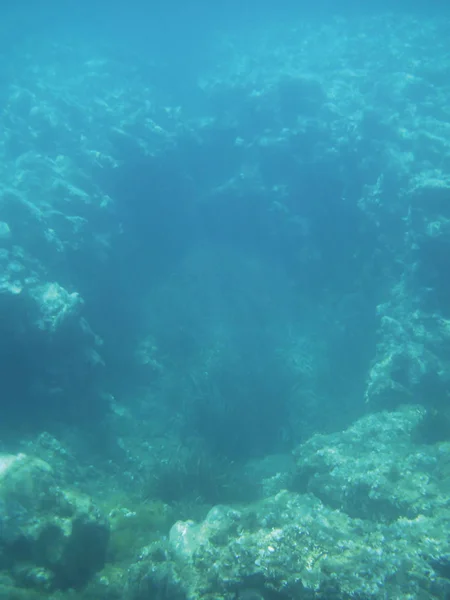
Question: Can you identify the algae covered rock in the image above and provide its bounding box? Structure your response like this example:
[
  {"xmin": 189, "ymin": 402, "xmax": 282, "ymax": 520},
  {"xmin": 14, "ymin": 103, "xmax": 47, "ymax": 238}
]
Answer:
[
  {"xmin": 128, "ymin": 491, "xmax": 450, "ymax": 600},
  {"xmin": 293, "ymin": 405, "xmax": 441, "ymax": 520},
  {"xmin": 126, "ymin": 407, "xmax": 450, "ymax": 600},
  {"xmin": 0, "ymin": 453, "xmax": 109, "ymax": 591}
]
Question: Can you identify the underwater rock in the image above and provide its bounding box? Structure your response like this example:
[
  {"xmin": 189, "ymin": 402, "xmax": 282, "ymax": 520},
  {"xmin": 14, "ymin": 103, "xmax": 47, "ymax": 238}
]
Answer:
[
  {"xmin": 293, "ymin": 405, "xmax": 434, "ymax": 521},
  {"xmin": 0, "ymin": 453, "xmax": 109, "ymax": 591},
  {"xmin": 30, "ymin": 281, "xmax": 83, "ymax": 333},
  {"xmin": 127, "ymin": 406, "xmax": 450, "ymax": 600}
]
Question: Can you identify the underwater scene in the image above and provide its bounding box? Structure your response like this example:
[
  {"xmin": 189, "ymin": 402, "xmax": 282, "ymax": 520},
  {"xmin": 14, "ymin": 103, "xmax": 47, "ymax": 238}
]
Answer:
[{"xmin": 1, "ymin": 1, "xmax": 450, "ymax": 598}]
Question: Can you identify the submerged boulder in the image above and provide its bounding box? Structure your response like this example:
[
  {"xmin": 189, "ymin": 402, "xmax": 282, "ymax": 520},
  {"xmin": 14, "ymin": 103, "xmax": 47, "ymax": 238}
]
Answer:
[
  {"xmin": 126, "ymin": 407, "xmax": 450, "ymax": 600},
  {"xmin": 0, "ymin": 453, "xmax": 109, "ymax": 591}
]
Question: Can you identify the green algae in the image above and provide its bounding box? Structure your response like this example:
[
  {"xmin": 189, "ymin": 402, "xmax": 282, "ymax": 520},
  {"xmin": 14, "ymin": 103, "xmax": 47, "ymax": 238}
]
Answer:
[{"xmin": 106, "ymin": 498, "xmax": 174, "ymax": 564}]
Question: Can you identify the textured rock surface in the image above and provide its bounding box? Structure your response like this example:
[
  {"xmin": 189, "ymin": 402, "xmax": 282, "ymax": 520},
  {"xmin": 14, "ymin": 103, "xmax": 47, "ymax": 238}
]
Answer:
[
  {"xmin": 126, "ymin": 407, "xmax": 450, "ymax": 600},
  {"xmin": 0, "ymin": 453, "xmax": 109, "ymax": 591}
]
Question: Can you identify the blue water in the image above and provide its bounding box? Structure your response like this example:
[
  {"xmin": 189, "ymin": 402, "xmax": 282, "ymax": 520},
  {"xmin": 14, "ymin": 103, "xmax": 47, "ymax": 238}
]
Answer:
[{"xmin": 0, "ymin": 0, "xmax": 447, "ymax": 467}]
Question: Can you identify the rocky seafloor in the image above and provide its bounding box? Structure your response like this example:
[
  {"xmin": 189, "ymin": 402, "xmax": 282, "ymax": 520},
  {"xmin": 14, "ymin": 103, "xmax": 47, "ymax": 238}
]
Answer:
[
  {"xmin": 2, "ymin": 405, "xmax": 450, "ymax": 599},
  {"xmin": 1, "ymin": 10, "xmax": 450, "ymax": 600}
]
